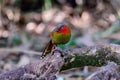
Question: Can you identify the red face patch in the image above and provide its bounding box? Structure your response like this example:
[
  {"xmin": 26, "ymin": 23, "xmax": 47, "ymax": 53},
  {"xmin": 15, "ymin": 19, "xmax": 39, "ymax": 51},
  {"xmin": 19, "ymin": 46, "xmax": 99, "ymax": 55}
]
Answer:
[
  {"xmin": 50, "ymin": 25, "xmax": 70, "ymax": 38},
  {"xmin": 56, "ymin": 26, "xmax": 70, "ymax": 34}
]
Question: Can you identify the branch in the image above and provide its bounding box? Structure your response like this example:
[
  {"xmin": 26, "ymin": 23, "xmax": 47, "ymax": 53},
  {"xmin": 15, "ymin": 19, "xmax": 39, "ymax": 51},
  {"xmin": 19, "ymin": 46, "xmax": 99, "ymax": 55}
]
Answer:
[
  {"xmin": 0, "ymin": 48, "xmax": 41, "ymax": 55},
  {"xmin": 0, "ymin": 43, "xmax": 120, "ymax": 80},
  {"xmin": 62, "ymin": 43, "xmax": 120, "ymax": 70},
  {"xmin": 0, "ymin": 51, "xmax": 64, "ymax": 80},
  {"xmin": 109, "ymin": 0, "xmax": 120, "ymax": 15},
  {"xmin": 86, "ymin": 62, "xmax": 120, "ymax": 80}
]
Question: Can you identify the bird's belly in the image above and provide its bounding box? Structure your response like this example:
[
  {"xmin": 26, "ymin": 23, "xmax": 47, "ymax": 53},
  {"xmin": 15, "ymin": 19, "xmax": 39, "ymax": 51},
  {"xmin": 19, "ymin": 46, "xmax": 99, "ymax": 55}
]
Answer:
[{"xmin": 52, "ymin": 34, "xmax": 71, "ymax": 44}]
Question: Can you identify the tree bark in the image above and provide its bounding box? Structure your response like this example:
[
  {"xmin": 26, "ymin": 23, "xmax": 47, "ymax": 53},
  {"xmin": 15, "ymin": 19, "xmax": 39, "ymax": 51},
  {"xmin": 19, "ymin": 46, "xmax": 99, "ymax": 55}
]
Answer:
[
  {"xmin": 86, "ymin": 62, "xmax": 120, "ymax": 80},
  {"xmin": 0, "ymin": 51, "xmax": 64, "ymax": 80}
]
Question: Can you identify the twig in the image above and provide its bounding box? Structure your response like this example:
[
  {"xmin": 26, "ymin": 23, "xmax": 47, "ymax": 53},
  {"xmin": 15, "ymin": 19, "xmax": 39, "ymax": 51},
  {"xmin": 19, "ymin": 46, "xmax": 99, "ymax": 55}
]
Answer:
[{"xmin": 0, "ymin": 48, "xmax": 41, "ymax": 55}]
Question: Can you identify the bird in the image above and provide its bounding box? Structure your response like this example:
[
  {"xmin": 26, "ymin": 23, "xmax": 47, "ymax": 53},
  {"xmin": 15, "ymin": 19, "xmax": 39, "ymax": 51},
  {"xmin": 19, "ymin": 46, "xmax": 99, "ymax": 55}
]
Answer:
[{"xmin": 42, "ymin": 23, "xmax": 71, "ymax": 57}]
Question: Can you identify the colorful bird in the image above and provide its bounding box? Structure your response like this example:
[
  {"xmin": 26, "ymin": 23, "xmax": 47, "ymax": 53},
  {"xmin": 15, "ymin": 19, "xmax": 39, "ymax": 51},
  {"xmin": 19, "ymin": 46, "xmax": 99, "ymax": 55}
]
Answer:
[{"xmin": 42, "ymin": 23, "xmax": 71, "ymax": 57}]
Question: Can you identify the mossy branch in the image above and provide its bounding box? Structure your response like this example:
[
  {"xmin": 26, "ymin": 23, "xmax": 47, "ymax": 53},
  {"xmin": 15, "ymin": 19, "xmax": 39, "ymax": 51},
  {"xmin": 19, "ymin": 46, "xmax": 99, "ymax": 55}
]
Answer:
[
  {"xmin": 62, "ymin": 43, "xmax": 120, "ymax": 70},
  {"xmin": 0, "ymin": 44, "xmax": 120, "ymax": 80}
]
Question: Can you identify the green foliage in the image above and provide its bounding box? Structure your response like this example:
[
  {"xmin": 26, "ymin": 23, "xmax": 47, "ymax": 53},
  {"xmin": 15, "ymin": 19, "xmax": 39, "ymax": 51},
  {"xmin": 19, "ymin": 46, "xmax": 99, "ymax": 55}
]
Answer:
[
  {"xmin": 109, "ymin": 39, "xmax": 120, "ymax": 45},
  {"xmin": 0, "ymin": 0, "xmax": 2, "ymax": 4},
  {"xmin": 44, "ymin": 0, "xmax": 52, "ymax": 10},
  {"xmin": 12, "ymin": 36, "xmax": 22, "ymax": 46}
]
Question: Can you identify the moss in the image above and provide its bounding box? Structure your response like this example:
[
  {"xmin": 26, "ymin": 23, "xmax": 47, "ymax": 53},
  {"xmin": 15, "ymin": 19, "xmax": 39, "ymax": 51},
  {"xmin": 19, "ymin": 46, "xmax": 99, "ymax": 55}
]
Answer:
[
  {"xmin": 96, "ymin": 47, "xmax": 120, "ymax": 65},
  {"xmin": 61, "ymin": 47, "xmax": 120, "ymax": 70},
  {"xmin": 106, "ymin": 53, "xmax": 120, "ymax": 65},
  {"xmin": 61, "ymin": 53, "xmax": 106, "ymax": 70}
]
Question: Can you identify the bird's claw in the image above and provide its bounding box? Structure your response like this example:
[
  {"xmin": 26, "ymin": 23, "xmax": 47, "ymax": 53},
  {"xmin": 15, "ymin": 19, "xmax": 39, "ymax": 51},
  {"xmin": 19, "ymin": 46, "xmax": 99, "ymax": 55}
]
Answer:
[{"xmin": 51, "ymin": 47, "xmax": 64, "ymax": 57}]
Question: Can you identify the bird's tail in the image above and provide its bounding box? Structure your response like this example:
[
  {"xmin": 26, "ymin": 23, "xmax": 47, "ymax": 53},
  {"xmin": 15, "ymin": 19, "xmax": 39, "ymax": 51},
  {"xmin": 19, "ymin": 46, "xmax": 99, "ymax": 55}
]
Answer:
[{"xmin": 41, "ymin": 40, "xmax": 56, "ymax": 58}]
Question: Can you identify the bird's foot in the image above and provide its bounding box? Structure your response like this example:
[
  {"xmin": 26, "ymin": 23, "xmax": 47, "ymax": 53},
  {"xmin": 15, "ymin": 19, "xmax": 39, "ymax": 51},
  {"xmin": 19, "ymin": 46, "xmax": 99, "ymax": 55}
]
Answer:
[
  {"xmin": 40, "ymin": 54, "xmax": 45, "ymax": 59},
  {"xmin": 51, "ymin": 47, "xmax": 64, "ymax": 57}
]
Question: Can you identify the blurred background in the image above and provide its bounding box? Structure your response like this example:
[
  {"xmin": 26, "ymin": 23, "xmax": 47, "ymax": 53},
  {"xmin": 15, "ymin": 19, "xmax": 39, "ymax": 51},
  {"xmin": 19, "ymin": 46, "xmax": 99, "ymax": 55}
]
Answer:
[{"xmin": 0, "ymin": 0, "xmax": 120, "ymax": 80}]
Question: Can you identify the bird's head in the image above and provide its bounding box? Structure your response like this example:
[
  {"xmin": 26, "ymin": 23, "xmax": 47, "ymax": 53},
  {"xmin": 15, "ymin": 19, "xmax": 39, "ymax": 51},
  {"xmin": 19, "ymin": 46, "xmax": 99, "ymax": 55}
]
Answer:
[{"xmin": 56, "ymin": 23, "xmax": 71, "ymax": 34}]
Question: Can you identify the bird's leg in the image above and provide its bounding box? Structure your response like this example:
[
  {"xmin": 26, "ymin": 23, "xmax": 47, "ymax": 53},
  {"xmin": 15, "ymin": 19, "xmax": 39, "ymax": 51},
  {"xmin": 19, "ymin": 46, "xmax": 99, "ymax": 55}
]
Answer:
[
  {"xmin": 40, "ymin": 55, "xmax": 45, "ymax": 59},
  {"xmin": 51, "ymin": 46, "xmax": 64, "ymax": 57}
]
